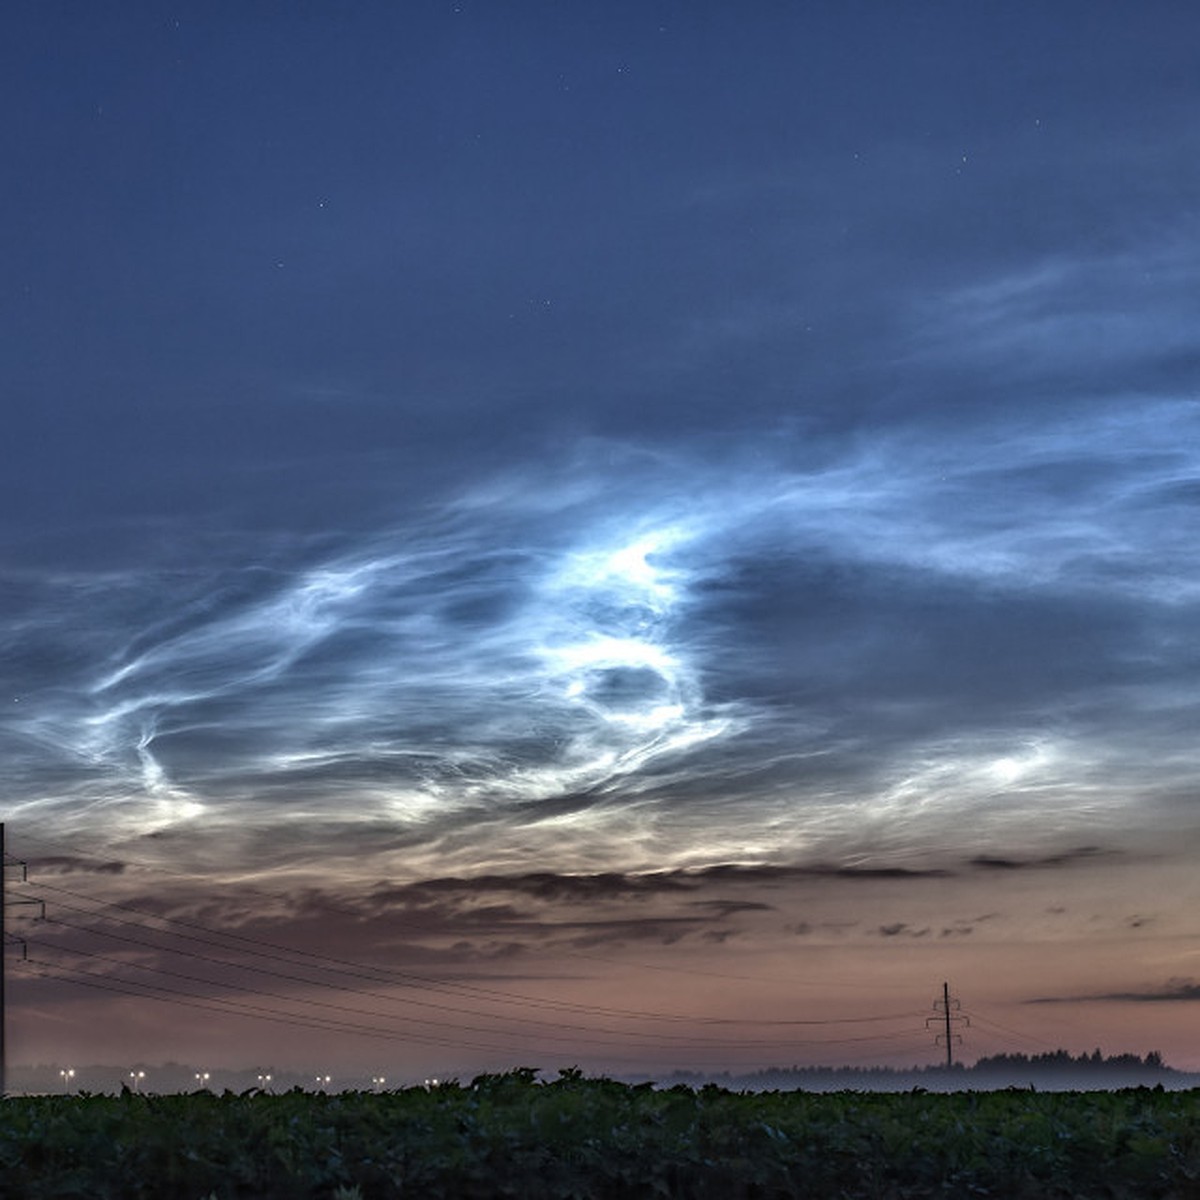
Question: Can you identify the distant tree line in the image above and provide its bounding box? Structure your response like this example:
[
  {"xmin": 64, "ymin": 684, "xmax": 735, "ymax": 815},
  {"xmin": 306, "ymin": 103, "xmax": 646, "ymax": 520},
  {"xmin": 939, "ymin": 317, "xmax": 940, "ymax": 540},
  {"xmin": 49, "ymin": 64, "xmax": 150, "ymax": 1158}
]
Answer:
[
  {"xmin": 972, "ymin": 1049, "xmax": 1165, "ymax": 1073},
  {"xmin": 663, "ymin": 1049, "xmax": 1195, "ymax": 1092}
]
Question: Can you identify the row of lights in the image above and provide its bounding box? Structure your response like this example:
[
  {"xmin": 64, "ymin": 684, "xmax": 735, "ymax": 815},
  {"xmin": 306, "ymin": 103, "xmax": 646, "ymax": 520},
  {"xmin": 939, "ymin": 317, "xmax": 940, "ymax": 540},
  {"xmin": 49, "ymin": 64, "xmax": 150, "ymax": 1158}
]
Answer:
[{"xmin": 55, "ymin": 1069, "xmax": 404, "ymax": 1093}]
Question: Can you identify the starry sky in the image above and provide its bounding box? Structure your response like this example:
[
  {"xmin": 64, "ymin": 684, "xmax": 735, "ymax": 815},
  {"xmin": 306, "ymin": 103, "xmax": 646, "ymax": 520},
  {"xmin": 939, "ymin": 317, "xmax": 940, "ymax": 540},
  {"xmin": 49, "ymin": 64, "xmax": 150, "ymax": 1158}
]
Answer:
[{"xmin": 3, "ymin": 2, "xmax": 1200, "ymax": 1081}]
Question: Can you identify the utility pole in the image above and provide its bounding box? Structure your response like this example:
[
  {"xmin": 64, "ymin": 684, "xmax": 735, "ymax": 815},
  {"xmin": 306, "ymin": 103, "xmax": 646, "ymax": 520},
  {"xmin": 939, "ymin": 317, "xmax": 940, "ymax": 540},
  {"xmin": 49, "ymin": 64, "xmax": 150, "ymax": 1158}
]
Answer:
[
  {"xmin": 941, "ymin": 981, "xmax": 952, "ymax": 1068},
  {"xmin": 927, "ymin": 980, "xmax": 969, "ymax": 1070},
  {"xmin": 0, "ymin": 828, "xmax": 43, "ymax": 1100},
  {"xmin": 1, "ymin": 820, "xmax": 7, "ymax": 1099}
]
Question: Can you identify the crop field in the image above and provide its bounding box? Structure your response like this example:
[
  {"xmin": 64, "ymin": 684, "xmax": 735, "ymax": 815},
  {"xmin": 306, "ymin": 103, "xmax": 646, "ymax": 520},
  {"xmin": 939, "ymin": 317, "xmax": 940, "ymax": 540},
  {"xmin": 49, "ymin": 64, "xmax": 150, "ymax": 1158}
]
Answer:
[{"xmin": 2, "ymin": 1071, "xmax": 1199, "ymax": 1199}]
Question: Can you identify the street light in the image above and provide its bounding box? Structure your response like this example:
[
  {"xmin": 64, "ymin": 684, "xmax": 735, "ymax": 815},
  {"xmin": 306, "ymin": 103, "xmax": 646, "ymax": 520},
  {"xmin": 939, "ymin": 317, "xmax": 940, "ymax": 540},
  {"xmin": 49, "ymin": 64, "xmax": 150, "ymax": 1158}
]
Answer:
[
  {"xmin": 128, "ymin": 1070, "xmax": 146, "ymax": 1093},
  {"xmin": 371, "ymin": 1075, "xmax": 386, "ymax": 1092},
  {"xmin": 194, "ymin": 1071, "xmax": 210, "ymax": 1089},
  {"xmin": 59, "ymin": 1068, "xmax": 75, "ymax": 1093},
  {"xmin": 314, "ymin": 1074, "xmax": 331, "ymax": 1091},
  {"xmin": 256, "ymin": 1073, "xmax": 273, "ymax": 1092}
]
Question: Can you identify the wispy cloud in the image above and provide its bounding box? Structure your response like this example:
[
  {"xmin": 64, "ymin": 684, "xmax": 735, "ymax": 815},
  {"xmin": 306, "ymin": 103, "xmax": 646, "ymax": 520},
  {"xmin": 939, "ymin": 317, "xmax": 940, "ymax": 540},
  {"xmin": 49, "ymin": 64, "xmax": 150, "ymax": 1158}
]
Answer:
[
  {"xmin": 906, "ymin": 241, "xmax": 1200, "ymax": 389},
  {"xmin": 6, "ymin": 237, "xmax": 1200, "ymax": 883}
]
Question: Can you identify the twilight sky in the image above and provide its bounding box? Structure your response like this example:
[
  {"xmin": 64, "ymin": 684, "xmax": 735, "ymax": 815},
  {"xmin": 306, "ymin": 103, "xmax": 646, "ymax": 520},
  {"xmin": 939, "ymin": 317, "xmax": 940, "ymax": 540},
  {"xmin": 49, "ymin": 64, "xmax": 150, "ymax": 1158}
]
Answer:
[{"xmin": 3, "ymin": 2, "xmax": 1200, "ymax": 1081}]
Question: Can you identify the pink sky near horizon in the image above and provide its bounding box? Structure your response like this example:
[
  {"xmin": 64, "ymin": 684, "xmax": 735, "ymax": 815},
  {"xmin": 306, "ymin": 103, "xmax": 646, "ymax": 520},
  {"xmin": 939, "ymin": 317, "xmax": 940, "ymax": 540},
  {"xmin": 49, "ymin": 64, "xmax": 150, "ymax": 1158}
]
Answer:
[{"xmin": 8, "ymin": 835, "xmax": 1199, "ymax": 1080}]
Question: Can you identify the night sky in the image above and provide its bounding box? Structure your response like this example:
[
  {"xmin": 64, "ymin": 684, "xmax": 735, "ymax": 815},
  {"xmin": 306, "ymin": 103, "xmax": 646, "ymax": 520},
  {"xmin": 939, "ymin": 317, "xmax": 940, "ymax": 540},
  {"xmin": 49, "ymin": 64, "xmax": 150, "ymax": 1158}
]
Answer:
[{"xmin": 4, "ymin": 3, "xmax": 1200, "ymax": 1081}]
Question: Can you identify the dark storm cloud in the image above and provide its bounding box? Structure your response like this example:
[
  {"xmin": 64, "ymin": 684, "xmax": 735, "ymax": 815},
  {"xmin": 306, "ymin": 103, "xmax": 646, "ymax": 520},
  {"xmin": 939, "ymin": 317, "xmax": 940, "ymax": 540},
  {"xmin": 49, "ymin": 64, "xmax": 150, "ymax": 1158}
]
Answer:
[
  {"xmin": 1030, "ymin": 980, "xmax": 1200, "ymax": 1005},
  {"xmin": 969, "ymin": 848, "xmax": 1111, "ymax": 872},
  {"xmin": 876, "ymin": 924, "xmax": 930, "ymax": 939},
  {"xmin": 687, "ymin": 900, "xmax": 774, "ymax": 919},
  {"xmin": 22, "ymin": 857, "xmax": 980, "ymax": 991},
  {"xmin": 369, "ymin": 870, "xmax": 696, "ymax": 906},
  {"xmin": 30, "ymin": 856, "xmax": 126, "ymax": 876},
  {"xmin": 307, "ymin": 864, "xmax": 947, "ymax": 937},
  {"xmin": 359, "ymin": 865, "xmax": 952, "ymax": 914},
  {"xmin": 24, "ymin": 869, "xmax": 764, "ymax": 985}
]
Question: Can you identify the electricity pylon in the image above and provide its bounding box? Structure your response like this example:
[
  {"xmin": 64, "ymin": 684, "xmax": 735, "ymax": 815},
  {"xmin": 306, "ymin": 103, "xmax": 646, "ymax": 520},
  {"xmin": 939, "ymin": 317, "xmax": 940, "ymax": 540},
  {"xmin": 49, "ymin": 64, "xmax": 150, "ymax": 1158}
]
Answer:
[{"xmin": 927, "ymin": 981, "xmax": 969, "ymax": 1069}]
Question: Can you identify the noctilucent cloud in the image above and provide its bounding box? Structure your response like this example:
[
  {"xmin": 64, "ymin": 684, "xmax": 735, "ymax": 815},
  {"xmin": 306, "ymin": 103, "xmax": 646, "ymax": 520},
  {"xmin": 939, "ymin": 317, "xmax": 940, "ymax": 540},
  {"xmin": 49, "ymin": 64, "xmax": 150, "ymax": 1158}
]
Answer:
[{"xmin": 3, "ymin": 3, "xmax": 1200, "ymax": 1079}]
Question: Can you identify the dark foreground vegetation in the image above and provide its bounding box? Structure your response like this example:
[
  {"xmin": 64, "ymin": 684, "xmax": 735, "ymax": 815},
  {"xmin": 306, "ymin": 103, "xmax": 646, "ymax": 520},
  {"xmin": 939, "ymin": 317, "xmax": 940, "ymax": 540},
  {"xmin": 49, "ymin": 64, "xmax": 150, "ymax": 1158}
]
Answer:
[{"xmin": 3, "ymin": 1070, "xmax": 1200, "ymax": 1199}]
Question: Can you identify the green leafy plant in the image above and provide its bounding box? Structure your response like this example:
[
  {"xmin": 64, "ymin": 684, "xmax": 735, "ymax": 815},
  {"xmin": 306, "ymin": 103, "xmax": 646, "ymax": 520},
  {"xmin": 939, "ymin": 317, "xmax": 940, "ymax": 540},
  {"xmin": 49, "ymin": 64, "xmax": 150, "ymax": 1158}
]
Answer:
[{"xmin": 1, "ymin": 1075, "xmax": 1197, "ymax": 1198}]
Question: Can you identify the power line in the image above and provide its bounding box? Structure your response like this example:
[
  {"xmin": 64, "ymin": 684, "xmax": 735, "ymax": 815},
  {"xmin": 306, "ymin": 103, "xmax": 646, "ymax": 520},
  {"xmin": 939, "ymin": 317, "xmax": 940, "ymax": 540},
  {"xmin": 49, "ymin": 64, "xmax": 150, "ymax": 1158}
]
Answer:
[
  {"xmin": 29, "ymin": 876, "xmax": 925, "ymax": 1030},
  {"xmin": 20, "ymin": 956, "xmax": 521, "ymax": 1054},
  {"xmin": 0, "ymin": 823, "xmax": 33, "ymax": 1098},
  {"xmin": 554, "ymin": 945, "xmax": 896, "ymax": 990},
  {"xmin": 18, "ymin": 838, "xmax": 909, "ymax": 991},
  {"xmin": 19, "ymin": 955, "xmax": 923, "ymax": 1072},
  {"xmin": 13, "ymin": 838, "xmax": 932, "ymax": 1072},
  {"xmin": 963, "ymin": 1007, "xmax": 1060, "ymax": 1052},
  {"xmin": 31, "ymin": 929, "xmax": 905, "ymax": 1051}
]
